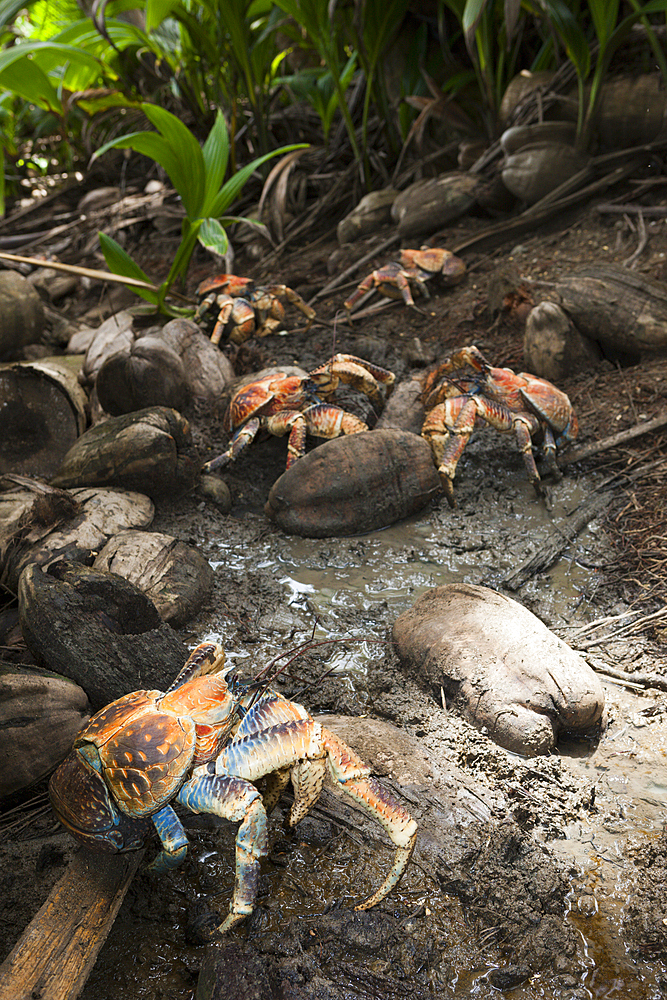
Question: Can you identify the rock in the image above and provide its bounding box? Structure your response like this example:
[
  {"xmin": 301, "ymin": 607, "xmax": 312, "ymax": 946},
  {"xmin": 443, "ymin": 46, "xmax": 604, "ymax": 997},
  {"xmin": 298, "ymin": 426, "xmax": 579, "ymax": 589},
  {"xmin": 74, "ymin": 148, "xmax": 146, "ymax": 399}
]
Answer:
[
  {"xmin": 0, "ymin": 357, "xmax": 89, "ymax": 478},
  {"xmin": 391, "ymin": 172, "xmax": 480, "ymax": 238},
  {"xmin": 93, "ymin": 529, "xmax": 214, "ymax": 627},
  {"xmin": 0, "ymin": 270, "xmax": 45, "ymax": 361},
  {"xmin": 198, "ymin": 474, "xmax": 232, "ymax": 511},
  {"xmin": 0, "ymin": 667, "xmax": 90, "ymax": 799},
  {"xmin": 392, "ymin": 583, "xmax": 604, "ymax": 756},
  {"xmin": 18, "ymin": 561, "xmax": 190, "ymax": 709},
  {"xmin": 265, "ymin": 429, "xmax": 441, "ymax": 537},
  {"xmin": 524, "ymin": 301, "xmax": 602, "ymax": 380},
  {"xmin": 0, "ymin": 482, "xmax": 154, "ymax": 594},
  {"xmin": 337, "ymin": 189, "xmax": 398, "ymax": 244},
  {"xmin": 50, "ymin": 406, "xmax": 199, "ymax": 500}
]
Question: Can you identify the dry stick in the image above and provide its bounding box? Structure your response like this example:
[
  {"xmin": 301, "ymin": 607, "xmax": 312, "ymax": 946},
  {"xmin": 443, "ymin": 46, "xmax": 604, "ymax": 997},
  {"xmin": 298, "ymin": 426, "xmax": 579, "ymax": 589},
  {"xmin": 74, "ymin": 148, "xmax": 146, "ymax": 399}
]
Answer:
[
  {"xmin": 586, "ymin": 663, "xmax": 667, "ymax": 693},
  {"xmin": 308, "ymin": 233, "xmax": 401, "ymax": 306},
  {"xmin": 597, "ymin": 203, "xmax": 667, "ymax": 217},
  {"xmin": 502, "ymin": 488, "xmax": 613, "ymax": 591},
  {"xmin": 0, "ymin": 848, "xmax": 144, "ymax": 1000},
  {"xmin": 557, "ymin": 411, "xmax": 667, "ymax": 467}
]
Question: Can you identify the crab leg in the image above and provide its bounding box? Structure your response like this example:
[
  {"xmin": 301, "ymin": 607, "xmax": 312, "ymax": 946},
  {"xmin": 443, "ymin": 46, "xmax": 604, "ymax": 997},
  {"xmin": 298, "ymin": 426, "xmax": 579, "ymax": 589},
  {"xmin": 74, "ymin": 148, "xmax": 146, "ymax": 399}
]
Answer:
[
  {"xmin": 202, "ymin": 417, "xmax": 261, "ymax": 472},
  {"xmin": 264, "ymin": 405, "xmax": 369, "ymax": 468},
  {"xmin": 176, "ymin": 773, "xmax": 268, "ymax": 935},
  {"xmin": 214, "ymin": 715, "xmax": 417, "ymax": 912},
  {"xmin": 148, "ymin": 804, "xmax": 189, "ymax": 873}
]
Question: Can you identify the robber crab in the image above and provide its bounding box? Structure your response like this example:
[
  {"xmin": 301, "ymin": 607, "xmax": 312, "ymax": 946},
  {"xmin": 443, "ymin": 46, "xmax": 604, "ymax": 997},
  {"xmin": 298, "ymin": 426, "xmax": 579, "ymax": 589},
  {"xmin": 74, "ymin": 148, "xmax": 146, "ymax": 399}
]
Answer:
[
  {"xmin": 420, "ymin": 344, "xmax": 578, "ymax": 507},
  {"xmin": 202, "ymin": 353, "xmax": 395, "ymax": 473},
  {"xmin": 195, "ymin": 273, "xmax": 316, "ymax": 346},
  {"xmin": 344, "ymin": 246, "xmax": 466, "ymax": 313},
  {"xmin": 49, "ymin": 642, "xmax": 418, "ymax": 938}
]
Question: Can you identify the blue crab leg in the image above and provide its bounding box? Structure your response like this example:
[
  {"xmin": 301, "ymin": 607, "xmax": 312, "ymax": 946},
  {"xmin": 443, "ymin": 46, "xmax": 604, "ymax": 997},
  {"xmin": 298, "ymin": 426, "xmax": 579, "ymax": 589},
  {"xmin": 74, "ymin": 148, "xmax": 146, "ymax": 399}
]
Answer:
[
  {"xmin": 148, "ymin": 804, "xmax": 189, "ymax": 873},
  {"xmin": 215, "ymin": 716, "xmax": 417, "ymax": 912},
  {"xmin": 176, "ymin": 773, "xmax": 268, "ymax": 935}
]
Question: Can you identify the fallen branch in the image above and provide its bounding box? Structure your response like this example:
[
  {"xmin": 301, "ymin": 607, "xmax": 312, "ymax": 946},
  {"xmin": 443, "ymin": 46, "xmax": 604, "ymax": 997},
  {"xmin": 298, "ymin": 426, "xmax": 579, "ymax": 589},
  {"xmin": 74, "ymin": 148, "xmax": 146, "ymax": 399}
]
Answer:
[
  {"xmin": 0, "ymin": 848, "xmax": 143, "ymax": 1000},
  {"xmin": 558, "ymin": 411, "xmax": 667, "ymax": 467},
  {"xmin": 502, "ymin": 489, "xmax": 613, "ymax": 590}
]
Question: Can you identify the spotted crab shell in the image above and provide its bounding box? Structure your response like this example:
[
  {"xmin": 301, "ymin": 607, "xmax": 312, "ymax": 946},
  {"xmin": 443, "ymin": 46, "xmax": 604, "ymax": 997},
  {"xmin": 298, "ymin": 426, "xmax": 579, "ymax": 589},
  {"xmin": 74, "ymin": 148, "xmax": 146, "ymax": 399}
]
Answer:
[{"xmin": 75, "ymin": 690, "xmax": 196, "ymax": 818}]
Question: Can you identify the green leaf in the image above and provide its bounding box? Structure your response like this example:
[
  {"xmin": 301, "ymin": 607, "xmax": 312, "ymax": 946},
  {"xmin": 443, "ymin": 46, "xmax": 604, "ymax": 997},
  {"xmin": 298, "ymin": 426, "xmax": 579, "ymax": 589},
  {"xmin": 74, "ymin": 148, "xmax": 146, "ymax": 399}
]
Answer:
[
  {"xmin": 98, "ymin": 233, "xmax": 159, "ymax": 305},
  {"xmin": 200, "ymin": 112, "xmax": 230, "ymax": 216},
  {"xmin": 208, "ymin": 143, "xmax": 307, "ymax": 218},
  {"xmin": 198, "ymin": 217, "xmax": 230, "ymax": 257},
  {"xmin": 140, "ymin": 103, "xmax": 205, "ymax": 216},
  {"xmin": 145, "ymin": 0, "xmax": 177, "ymax": 32},
  {"xmin": 0, "ymin": 58, "xmax": 61, "ymax": 112}
]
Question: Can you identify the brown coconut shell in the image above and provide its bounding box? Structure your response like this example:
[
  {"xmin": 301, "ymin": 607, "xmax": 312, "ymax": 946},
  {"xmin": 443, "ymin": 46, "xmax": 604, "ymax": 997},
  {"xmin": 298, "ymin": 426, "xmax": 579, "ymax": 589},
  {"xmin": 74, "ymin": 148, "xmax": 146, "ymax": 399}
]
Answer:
[{"xmin": 265, "ymin": 429, "xmax": 441, "ymax": 537}]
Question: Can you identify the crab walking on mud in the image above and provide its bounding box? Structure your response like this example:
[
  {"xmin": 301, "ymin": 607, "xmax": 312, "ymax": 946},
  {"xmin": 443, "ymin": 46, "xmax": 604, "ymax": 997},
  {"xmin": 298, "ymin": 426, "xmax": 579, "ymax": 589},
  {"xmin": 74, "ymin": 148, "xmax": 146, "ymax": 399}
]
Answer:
[
  {"xmin": 49, "ymin": 642, "xmax": 418, "ymax": 938},
  {"xmin": 202, "ymin": 353, "xmax": 396, "ymax": 474},
  {"xmin": 421, "ymin": 345, "xmax": 578, "ymax": 507}
]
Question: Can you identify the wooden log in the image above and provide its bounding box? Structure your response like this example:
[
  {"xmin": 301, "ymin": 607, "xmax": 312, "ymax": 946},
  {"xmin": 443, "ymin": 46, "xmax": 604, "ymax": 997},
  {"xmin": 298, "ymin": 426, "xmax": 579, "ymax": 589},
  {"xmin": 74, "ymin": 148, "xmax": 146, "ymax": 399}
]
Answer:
[{"xmin": 0, "ymin": 848, "xmax": 144, "ymax": 1000}]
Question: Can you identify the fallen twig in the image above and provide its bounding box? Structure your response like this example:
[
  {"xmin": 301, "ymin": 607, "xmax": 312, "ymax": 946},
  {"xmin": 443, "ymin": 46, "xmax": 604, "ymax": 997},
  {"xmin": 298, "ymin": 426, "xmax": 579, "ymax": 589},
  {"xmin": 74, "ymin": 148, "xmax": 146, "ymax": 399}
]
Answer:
[
  {"xmin": 558, "ymin": 411, "xmax": 667, "ymax": 467},
  {"xmin": 502, "ymin": 488, "xmax": 613, "ymax": 590}
]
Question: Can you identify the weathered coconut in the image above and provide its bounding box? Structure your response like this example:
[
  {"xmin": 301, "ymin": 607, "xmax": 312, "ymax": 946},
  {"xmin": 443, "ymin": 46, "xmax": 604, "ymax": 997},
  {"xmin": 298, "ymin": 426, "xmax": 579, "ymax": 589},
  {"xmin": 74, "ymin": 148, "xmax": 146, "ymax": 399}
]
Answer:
[
  {"xmin": 523, "ymin": 300, "xmax": 602, "ymax": 381},
  {"xmin": 0, "ymin": 357, "xmax": 89, "ymax": 478},
  {"xmin": 91, "ymin": 318, "xmax": 234, "ymax": 416},
  {"xmin": 79, "ymin": 310, "xmax": 137, "ymax": 388},
  {"xmin": 50, "ymin": 406, "xmax": 199, "ymax": 500},
  {"xmin": 375, "ymin": 378, "xmax": 426, "ymax": 435},
  {"xmin": 18, "ymin": 561, "xmax": 190, "ymax": 709},
  {"xmin": 265, "ymin": 429, "xmax": 440, "ymax": 537},
  {"xmin": 93, "ymin": 529, "xmax": 214, "ymax": 627},
  {"xmin": 95, "ymin": 336, "xmax": 188, "ymax": 415},
  {"xmin": 502, "ymin": 142, "xmax": 589, "ymax": 205},
  {"xmin": 0, "ymin": 270, "xmax": 45, "ymax": 361},
  {"xmin": 337, "ymin": 189, "xmax": 398, "ymax": 244},
  {"xmin": 0, "ymin": 667, "xmax": 90, "ymax": 799},
  {"xmin": 391, "ymin": 172, "xmax": 480, "ymax": 239},
  {"xmin": 543, "ymin": 264, "xmax": 667, "ymax": 358},
  {"xmin": 393, "ymin": 583, "xmax": 604, "ymax": 757},
  {"xmin": 0, "ymin": 481, "xmax": 154, "ymax": 593}
]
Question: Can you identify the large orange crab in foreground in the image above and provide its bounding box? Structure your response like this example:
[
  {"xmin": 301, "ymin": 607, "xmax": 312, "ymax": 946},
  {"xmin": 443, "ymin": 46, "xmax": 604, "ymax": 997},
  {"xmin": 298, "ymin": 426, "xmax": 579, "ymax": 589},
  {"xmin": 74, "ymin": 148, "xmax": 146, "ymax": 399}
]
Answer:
[
  {"xmin": 202, "ymin": 353, "xmax": 395, "ymax": 473},
  {"xmin": 49, "ymin": 642, "xmax": 417, "ymax": 938},
  {"xmin": 421, "ymin": 345, "xmax": 578, "ymax": 507},
  {"xmin": 344, "ymin": 246, "xmax": 466, "ymax": 313}
]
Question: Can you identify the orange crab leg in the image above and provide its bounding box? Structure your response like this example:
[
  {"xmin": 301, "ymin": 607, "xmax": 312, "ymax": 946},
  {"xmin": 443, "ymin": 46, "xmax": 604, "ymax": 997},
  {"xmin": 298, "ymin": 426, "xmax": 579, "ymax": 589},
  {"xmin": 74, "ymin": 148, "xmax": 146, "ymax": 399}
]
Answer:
[{"xmin": 202, "ymin": 417, "xmax": 261, "ymax": 472}]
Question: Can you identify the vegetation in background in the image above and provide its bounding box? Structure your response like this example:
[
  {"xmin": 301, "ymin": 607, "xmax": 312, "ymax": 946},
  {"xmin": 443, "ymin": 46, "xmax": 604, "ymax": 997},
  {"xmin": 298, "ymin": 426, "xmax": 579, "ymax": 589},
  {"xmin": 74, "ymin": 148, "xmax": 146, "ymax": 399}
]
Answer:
[
  {"xmin": 94, "ymin": 104, "xmax": 306, "ymax": 313},
  {"xmin": 1, "ymin": 0, "xmax": 667, "ymax": 220}
]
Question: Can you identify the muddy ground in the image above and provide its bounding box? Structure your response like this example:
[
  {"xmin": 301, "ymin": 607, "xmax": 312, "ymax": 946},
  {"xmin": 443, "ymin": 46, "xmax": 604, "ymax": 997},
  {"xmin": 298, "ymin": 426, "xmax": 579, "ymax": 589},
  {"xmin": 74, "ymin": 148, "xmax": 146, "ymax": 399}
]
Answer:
[{"xmin": 3, "ymin": 195, "xmax": 667, "ymax": 999}]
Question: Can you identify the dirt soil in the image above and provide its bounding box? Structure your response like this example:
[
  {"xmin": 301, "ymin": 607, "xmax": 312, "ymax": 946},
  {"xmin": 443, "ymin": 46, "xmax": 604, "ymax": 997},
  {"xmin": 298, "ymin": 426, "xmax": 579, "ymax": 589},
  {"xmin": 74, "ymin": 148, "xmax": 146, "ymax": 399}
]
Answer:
[{"xmin": 3, "ymin": 188, "xmax": 667, "ymax": 999}]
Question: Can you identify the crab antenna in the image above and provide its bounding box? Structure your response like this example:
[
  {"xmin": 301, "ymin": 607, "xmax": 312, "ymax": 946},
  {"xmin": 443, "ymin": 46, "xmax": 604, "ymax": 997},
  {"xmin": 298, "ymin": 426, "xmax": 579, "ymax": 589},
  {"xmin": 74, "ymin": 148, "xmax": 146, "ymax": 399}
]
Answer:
[{"xmin": 247, "ymin": 633, "xmax": 387, "ymax": 709}]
